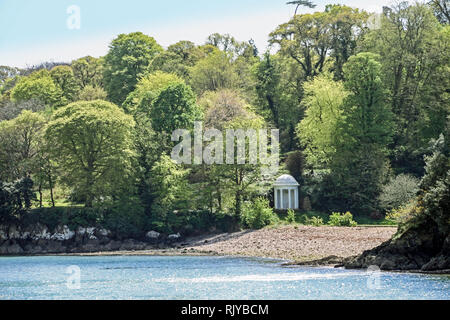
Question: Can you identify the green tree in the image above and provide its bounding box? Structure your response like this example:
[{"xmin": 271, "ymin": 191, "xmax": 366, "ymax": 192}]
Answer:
[
  {"xmin": 189, "ymin": 50, "xmax": 239, "ymax": 96},
  {"xmin": 103, "ymin": 32, "xmax": 163, "ymax": 105},
  {"xmin": 286, "ymin": 1, "xmax": 316, "ymax": 16},
  {"xmin": 123, "ymin": 71, "xmax": 184, "ymax": 114},
  {"xmin": 149, "ymin": 154, "xmax": 192, "ymax": 230},
  {"xmin": 50, "ymin": 65, "xmax": 80, "ymax": 102},
  {"xmin": 270, "ymin": 5, "xmax": 368, "ymax": 81},
  {"xmin": 329, "ymin": 53, "xmax": 393, "ymax": 214},
  {"xmin": 362, "ymin": 2, "xmax": 449, "ymax": 175},
  {"xmin": 76, "ymin": 85, "xmax": 107, "ymax": 101},
  {"xmin": 11, "ymin": 72, "xmax": 65, "ymax": 107},
  {"xmin": 0, "ymin": 110, "xmax": 46, "ymax": 181},
  {"xmin": 71, "ymin": 56, "xmax": 103, "ymax": 89},
  {"xmin": 149, "ymin": 41, "xmax": 204, "ymax": 79},
  {"xmin": 45, "ymin": 100, "xmax": 135, "ymax": 207},
  {"xmin": 297, "ymin": 73, "xmax": 349, "ymax": 167},
  {"xmin": 150, "ymin": 83, "xmax": 203, "ymax": 134}
]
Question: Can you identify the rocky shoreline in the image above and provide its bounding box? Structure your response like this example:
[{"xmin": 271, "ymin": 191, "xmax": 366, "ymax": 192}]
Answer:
[
  {"xmin": 0, "ymin": 224, "xmax": 182, "ymax": 255},
  {"xmin": 3, "ymin": 223, "xmax": 448, "ymax": 274}
]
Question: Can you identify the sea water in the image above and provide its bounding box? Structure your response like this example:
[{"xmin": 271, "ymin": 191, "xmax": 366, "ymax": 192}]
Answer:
[{"xmin": 0, "ymin": 255, "xmax": 448, "ymax": 300}]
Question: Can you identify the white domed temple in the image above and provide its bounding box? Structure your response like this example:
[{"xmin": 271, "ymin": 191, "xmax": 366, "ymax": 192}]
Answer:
[{"xmin": 274, "ymin": 174, "xmax": 299, "ymax": 210}]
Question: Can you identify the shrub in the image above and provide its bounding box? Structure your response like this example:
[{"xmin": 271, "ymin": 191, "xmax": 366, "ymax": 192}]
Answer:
[
  {"xmin": 379, "ymin": 174, "xmax": 419, "ymax": 212},
  {"xmin": 305, "ymin": 216, "xmax": 324, "ymax": 226},
  {"xmin": 24, "ymin": 206, "xmax": 101, "ymax": 231},
  {"xmin": 286, "ymin": 209, "xmax": 296, "ymax": 224},
  {"xmin": 103, "ymin": 197, "xmax": 146, "ymax": 239},
  {"xmin": 0, "ymin": 177, "xmax": 34, "ymax": 223},
  {"xmin": 385, "ymin": 200, "xmax": 422, "ymax": 225},
  {"xmin": 241, "ymin": 197, "xmax": 277, "ymax": 229},
  {"xmin": 328, "ymin": 212, "xmax": 357, "ymax": 227}
]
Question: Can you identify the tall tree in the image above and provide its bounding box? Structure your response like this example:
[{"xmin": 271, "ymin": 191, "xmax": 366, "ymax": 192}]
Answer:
[
  {"xmin": 103, "ymin": 32, "xmax": 163, "ymax": 105},
  {"xmin": 50, "ymin": 65, "xmax": 80, "ymax": 102},
  {"xmin": 0, "ymin": 110, "xmax": 46, "ymax": 182},
  {"xmin": 150, "ymin": 83, "xmax": 203, "ymax": 135},
  {"xmin": 45, "ymin": 100, "xmax": 135, "ymax": 207},
  {"xmin": 286, "ymin": 1, "xmax": 316, "ymax": 16},
  {"xmin": 11, "ymin": 71, "xmax": 65, "ymax": 108},
  {"xmin": 362, "ymin": 2, "xmax": 449, "ymax": 175},
  {"xmin": 71, "ymin": 56, "xmax": 103, "ymax": 89}
]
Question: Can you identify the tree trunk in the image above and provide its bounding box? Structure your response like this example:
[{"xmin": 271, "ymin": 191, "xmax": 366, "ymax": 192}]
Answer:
[
  {"xmin": 48, "ymin": 174, "xmax": 55, "ymax": 207},
  {"xmin": 38, "ymin": 182, "xmax": 43, "ymax": 208}
]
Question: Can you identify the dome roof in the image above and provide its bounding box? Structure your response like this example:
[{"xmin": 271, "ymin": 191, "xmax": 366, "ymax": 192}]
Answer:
[{"xmin": 274, "ymin": 174, "xmax": 299, "ymax": 186}]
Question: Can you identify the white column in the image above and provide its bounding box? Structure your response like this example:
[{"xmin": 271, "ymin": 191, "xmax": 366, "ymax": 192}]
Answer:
[
  {"xmin": 295, "ymin": 188, "xmax": 298, "ymax": 209},
  {"xmin": 274, "ymin": 188, "xmax": 278, "ymax": 209},
  {"xmin": 280, "ymin": 188, "xmax": 284, "ymax": 209},
  {"xmin": 288, "ymin": 188, "xmax": 292, "ymax": 209}
]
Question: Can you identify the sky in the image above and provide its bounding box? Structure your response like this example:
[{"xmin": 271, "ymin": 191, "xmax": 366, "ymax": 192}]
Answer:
[{"xmin": 0, "ymin": 0, "xmax": 396, "ymax": 68}]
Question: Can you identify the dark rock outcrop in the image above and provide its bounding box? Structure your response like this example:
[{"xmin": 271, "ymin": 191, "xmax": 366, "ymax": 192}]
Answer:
[{"xmin": 345, "ymin": 220, "xmax": 449, "ymax": 272}]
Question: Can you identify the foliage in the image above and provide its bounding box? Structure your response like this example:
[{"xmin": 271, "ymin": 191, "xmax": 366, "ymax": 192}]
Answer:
[
  {"xmin": 241, "ymin": 197, "xmax": 278, "ymax": 229},
  {"xmin": 0, "ymin": 110, "xmax": 46, "ymax": 181},
  {"xmin": 150, "ymin": 82, "xmax": 203, "ymax": 134},
  {"xmin": 149, "ymin": 155, "xmax": 193, "ymax": 231},
  {"xmin": 102, "ymin": 197, "xmax": 146, "ymax": 239},
  {"xmin": 71, "ymin": 56, "xmax": 103, "ymax": 89},
  {"xmin": 124, "ymin": 71, "xmax": 185, "ymax": 114},
  {"xmin": 328, "ymin": 211, "xmax": 357, "ymax": 227},
  {"xmin": 0, "ymin": 177, "xmax": 34, "ymax": 223},
  {"xmin": 50, "ymin": 65, "xmax": 79, "ymax": 102},
  {"xmin": 76, "ymin": 85, "xmax": 107, "ymax": 101},
  {"xmin": 297, "ymin": 73, "xmax": 349, "ymax": 167},
  {"xmin": 385, "ymin": 201, "xmax": 420, "ymax": 224},
  {"xmin": 45, "ymin": 100, "xmax": 135, "ymax": 207},
  {"xmin": 24, "ymin": 206, "xmax": 101, "ymax": 231},
  {"xmin": 286, "ymin": 208, "xmax": 296, "ymax": 223},
  {"xmin": 11, "ymin": 72, "xmax": 65, "ymax": 108},
  {"xmin": 103, "ymin": 32, "xmax": 163, "ymax": 105},
  {"xmin": 149, "ymin": 40, "xmax": 204, "ymax": 79},
  {"xmin": 301, "ymin": 215, "xmax": 324, "ymax": 226},
  {"xmin": 189, "ymin": 50, "xmax": 239, "ymax": 96},
  {"xmin": 379, "ymin": 174, "xmax": 420, "ymax": 212},
  {"xmin": 361, "ymin": 2, "xmax": 449, "ymax": 175}
]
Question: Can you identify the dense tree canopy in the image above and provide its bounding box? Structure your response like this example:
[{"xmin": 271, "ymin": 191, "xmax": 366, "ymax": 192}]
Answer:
[
  {"xmin": 45, "ymin": 100, "xmax": 135, "ymax": 207},
  {"xmin": 103, "ymin": 32, "xmax": 163, "ymax": 105}
]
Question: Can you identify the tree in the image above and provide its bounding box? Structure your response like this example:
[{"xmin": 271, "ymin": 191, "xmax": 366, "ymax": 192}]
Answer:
[
  {"xmin": 149, "ymin": 41, "xmax": 204, "ymax": 79},
  {"xmin": 270, "ymin": 12, "xmax": 330, "ymax": 81},
  {"xmin": 0, "ymin": 177, "xmax": 34, "ymax": 223},
  {"xmin": 362, "ymin": 2, "xmax": 448, "ymax": 175},
  {"xmin": 50, "ymin": 65, "xmax": 80, "ymax": 102},
  {"xmin": 270, "ymin": 6, "xmax": 368, "ymax": 81},
  {"xmin": 329, "ymin": 53, "xmax": 393, "ymax": 214},
  {"xmin": 0, "ymin": 110, "xmax": 46, "ymax": 181},
  {"xmin": 298, "ymin": 53, "xmax": 394, "ymax": 214},
  {"xmin": 189, "ymin": 50, "xmax": 239, "ymax": 96},
  {"xmin": 71, "ymin": 56, "xmax": 103, "ymax": 89},
  {"xmin": 297, "ymin": 73, "xmax": 349, "ymax": 167},
  {"xmin": 429, "ymin": 0, "xmax": 450, "ymax": 24},
  {"xmin": 45, "ymin": 100, "xmax": 135, "ymax": 207},
  {"xmin": 103, "ymin": 32, "xmax": 163, "ymax": 105},
  {"xmin": 201, "ymin": 89, "xmax": 251, "ymax": 130},
  {"xmin": 76, "ymin": 85, "xmax": 107, "ymax": 101},
  {"xmin": 0, "ymin": 98, "xmax": 46, "ymax": 121},
  {"xmin": 11, "ymin": 72, "xmax": 65, "ymax": 108},
  {"xmin": 149, "ymin": 154, "xmax": 192, "ymax": 230},
  {"xmin": 150, "ymin": 83, "xmax": 203, "ymax": 134},
  {"xmin": 123, "ymin": 71, "xmax": 185, "ymax": 114},
  {"xmin": 286, "ymin": 1, "xmax": 316, "ymax": 16}
]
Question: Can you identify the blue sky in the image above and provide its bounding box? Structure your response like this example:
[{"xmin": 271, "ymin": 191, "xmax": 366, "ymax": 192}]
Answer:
[{"xmin": 0, "ymin": 0, "xmax": 395, "ymax": 68}]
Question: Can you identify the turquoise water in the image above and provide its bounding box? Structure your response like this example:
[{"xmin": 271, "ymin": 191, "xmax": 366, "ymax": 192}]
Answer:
[{"xmin": 0, "ymin": 255, "xmax": 448, "ymax": 300}]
